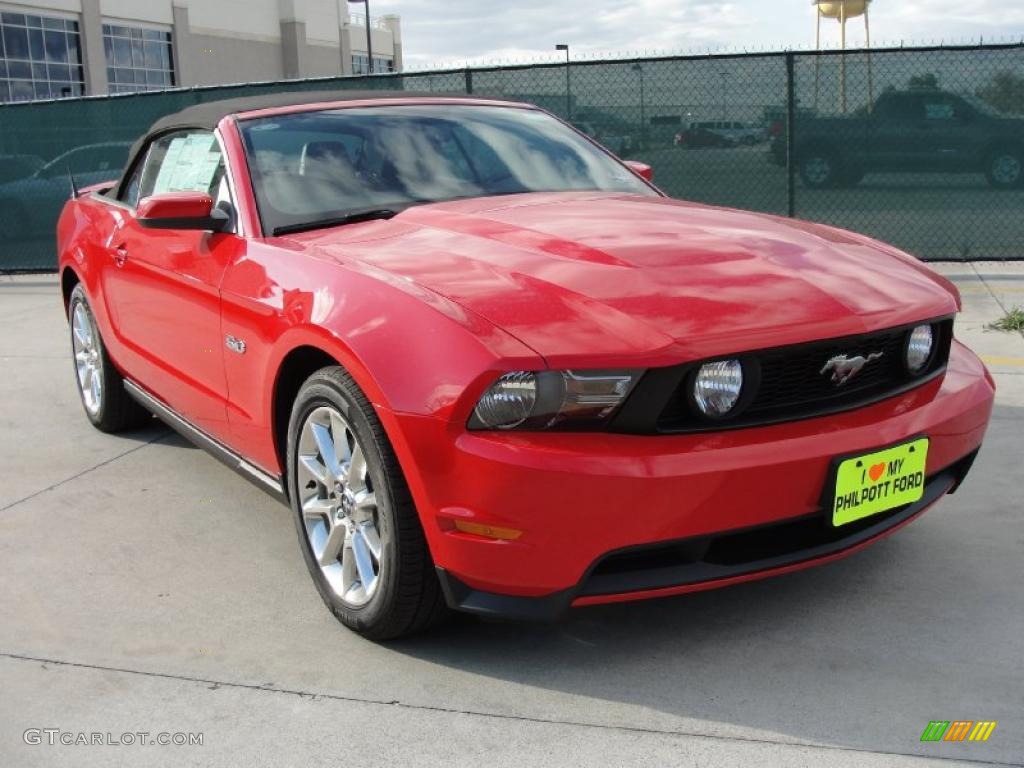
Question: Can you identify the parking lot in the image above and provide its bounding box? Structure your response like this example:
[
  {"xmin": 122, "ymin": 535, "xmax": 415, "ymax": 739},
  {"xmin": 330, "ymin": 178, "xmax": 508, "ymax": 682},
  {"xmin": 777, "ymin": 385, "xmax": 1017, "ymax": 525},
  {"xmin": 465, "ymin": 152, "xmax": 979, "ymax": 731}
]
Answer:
[
  {"xmin": 649, "ymin": 146, "xmax": 1024, "ymax": 261},
  {"xmin": 1, "ymin": 269, "xmax": 1022, "ymax": 767}
]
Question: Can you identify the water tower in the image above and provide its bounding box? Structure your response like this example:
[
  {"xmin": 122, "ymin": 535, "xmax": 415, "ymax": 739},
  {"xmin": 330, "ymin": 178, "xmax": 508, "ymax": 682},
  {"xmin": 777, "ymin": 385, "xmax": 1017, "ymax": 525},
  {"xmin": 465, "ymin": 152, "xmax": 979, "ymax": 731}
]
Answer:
[{"xmin": 813, "ymin": 0, "xmax": 874, "ymax": 113}]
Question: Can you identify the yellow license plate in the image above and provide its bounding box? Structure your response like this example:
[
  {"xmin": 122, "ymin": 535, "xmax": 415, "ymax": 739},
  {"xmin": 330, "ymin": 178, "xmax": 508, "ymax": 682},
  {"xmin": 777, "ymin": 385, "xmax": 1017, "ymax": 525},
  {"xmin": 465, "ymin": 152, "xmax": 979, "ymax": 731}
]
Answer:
[{"xmin": 832, "ymin": 438, "xmax": 929, "ymax": 526}]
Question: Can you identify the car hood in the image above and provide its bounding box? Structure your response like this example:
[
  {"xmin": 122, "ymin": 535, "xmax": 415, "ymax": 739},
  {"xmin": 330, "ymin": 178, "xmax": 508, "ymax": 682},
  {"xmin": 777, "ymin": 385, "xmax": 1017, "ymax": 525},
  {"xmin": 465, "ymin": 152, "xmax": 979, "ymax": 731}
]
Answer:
[{"xmin": 289, "ymin": 192, "xmax": 958, "ymax": 367}]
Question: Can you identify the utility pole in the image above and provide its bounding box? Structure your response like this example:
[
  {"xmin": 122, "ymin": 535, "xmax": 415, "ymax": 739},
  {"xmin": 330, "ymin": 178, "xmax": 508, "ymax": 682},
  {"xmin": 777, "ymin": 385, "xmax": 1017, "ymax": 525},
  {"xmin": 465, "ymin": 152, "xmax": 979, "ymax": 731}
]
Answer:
[
  {"xmin": 720, "ymin": 70, "xmax": 730, "ymax": 121},
  {"xmin": 347, "ymin": 0, "xmax": 374, "ymax": 74},
  {"xmin": 632, "ymin": 62, "xmax": 645, "ymax": 149},
  {"xmin": 556, "ymin": 44, "xmax": 571, "ymax": 120}
]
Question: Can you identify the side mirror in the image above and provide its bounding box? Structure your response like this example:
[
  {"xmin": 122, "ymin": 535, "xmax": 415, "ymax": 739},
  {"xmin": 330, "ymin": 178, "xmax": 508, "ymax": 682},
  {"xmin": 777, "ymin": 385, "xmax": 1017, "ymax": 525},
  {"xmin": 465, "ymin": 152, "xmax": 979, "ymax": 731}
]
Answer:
[
  {"xmin": 137, "ymin": 191, "xmax": 230, "ymax": 232},
  {"xmin": 624, "ymin": 160, "xmax": 653, "ymax": 182}
]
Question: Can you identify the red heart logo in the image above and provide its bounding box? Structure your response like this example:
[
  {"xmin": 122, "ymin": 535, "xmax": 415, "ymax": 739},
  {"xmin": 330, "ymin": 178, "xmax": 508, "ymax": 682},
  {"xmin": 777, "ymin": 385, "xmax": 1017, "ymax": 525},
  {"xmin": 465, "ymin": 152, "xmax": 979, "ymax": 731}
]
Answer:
[{"xmin": 869, "ymin": 463, "xmax": 886, "ymax": 482}]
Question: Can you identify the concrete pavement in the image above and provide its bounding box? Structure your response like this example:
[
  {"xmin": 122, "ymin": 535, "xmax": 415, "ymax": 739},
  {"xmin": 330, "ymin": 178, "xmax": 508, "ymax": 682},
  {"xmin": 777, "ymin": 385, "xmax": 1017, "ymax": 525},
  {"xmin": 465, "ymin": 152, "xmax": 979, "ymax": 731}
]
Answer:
[
  {"xmin": 1, "ymin": 269, "xmax": 1022, "ymax": 767},
  {"xmin": 931, "ymin": 261, "xmax": 1024, "ymax": 406}
]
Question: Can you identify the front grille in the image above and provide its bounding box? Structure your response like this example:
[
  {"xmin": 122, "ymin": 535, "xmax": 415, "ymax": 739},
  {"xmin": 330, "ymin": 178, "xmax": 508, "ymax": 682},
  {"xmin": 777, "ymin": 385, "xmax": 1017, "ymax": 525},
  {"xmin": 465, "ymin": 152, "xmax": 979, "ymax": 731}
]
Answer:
[
  {"xmin": 747, "ymin": 327, "xmax": 910, "ymax": 419},
  {"xmin": 650, "ymin": 318, "xmax": 953, "ymax": 433}
]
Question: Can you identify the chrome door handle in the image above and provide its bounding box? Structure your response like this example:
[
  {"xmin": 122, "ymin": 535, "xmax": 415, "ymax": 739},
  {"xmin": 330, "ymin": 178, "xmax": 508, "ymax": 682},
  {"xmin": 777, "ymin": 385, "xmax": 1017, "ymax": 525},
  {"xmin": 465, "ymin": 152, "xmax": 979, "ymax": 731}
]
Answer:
[{"xmin": 113, "ymin": 245, "xmax": 128, "ymax": 267}]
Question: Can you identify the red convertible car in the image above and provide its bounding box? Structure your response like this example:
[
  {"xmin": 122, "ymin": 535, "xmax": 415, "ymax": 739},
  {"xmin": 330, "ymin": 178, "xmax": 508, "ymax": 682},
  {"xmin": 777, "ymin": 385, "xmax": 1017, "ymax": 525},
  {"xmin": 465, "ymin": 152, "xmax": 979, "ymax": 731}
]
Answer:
[{"xmin": 58, "ymin": 91, "xmax": 994, "ymax": 638}]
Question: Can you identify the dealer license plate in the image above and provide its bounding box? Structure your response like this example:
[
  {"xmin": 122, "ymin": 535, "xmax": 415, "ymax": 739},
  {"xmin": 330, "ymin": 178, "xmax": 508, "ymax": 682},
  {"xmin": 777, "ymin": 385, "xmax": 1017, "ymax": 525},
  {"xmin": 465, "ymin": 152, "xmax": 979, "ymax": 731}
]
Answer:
[{"xmin": 832, "ymin": 438, "xmax": 929, "ymax": 527}]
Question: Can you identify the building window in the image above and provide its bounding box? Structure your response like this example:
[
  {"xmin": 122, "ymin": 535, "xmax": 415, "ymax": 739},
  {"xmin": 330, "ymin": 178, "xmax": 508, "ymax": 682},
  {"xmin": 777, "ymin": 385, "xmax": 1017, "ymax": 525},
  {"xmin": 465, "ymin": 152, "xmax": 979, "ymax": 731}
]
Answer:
[
  {"xmin": 103, "ymin": 23, "xmax": 174, "ymax": 94},
  {"xmin": 0, "ymin": 11, "xmax": 84, "ymax": 103},
  {"xmin": 351, "ymin": 54, "xmax": 394, "ymax": 75}
]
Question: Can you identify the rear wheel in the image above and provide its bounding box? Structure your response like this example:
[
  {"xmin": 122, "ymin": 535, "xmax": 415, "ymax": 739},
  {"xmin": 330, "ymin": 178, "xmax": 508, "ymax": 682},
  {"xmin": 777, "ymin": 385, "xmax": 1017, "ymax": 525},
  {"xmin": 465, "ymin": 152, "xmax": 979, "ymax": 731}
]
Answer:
[
  {"xmin": 986, "ymin": 147, "xmax": 1023, "ymax": 189},
  {"xmin": 287, "ymin": 366, "xmax": 447, "ymax": 639},
  {"xmin": 68, "ymin": 284, "xmax": 151, "ymax": 432}
]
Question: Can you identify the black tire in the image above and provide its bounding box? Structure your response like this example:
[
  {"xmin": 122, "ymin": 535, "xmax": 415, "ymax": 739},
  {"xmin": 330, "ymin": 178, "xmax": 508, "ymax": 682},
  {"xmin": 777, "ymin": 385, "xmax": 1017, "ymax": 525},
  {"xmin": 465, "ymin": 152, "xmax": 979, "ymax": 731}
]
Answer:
[
  {"xmin": 287, "ymin": 366, "xmax": 448, "ymax": 639},
  {"xmin": 799, "ymin": 148, "xmax": 841, "ymax": 189},
  {"xmin": 68, "ymin": 284, "xmax": 152, "ymax": 433},
  {"xmin": 985, "ymin": 147, "xmax": 1024, "ymax": 189}
]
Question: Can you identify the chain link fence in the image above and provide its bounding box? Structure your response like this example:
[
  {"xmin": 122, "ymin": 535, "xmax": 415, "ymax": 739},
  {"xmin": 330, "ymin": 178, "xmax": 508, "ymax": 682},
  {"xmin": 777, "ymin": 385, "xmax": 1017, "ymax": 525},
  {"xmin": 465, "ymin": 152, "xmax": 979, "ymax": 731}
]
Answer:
[{"xmin": 1, "ymin": 43, "xmax": 1022, "ymax": 270}]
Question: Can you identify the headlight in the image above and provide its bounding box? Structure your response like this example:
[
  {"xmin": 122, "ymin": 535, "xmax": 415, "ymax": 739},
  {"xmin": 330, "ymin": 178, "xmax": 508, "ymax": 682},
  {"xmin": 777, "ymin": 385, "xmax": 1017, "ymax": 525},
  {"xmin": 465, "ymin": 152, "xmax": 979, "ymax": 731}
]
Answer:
[
  {"xmin": 906, "ymin": 324, "xmax": 934, "ymax": 373},
  {"xmin": 469, "ymin": 369, "xmax": 642, "ymax": 430},
  {"xmin": 471, "ymin": 372, "xmax": 538, "ymax": 430},
  {"xmin": 693, "ymin": 359, "xmax": 744, "ymax": 418}
]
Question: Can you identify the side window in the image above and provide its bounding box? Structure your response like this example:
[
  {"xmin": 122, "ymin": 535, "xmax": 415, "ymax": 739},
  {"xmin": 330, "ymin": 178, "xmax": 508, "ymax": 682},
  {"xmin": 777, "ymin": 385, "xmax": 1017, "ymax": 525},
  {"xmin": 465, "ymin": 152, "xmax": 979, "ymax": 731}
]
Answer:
[
  {"xmin": 137, "ymin": 130, "xmax": 226, "ymax": 201},
  {"xmin": 877, "ymin": 95, "xmax": 922, "ymax": 121},
  {"xmin": 922, "ymin": 97, "xmax": 956, "ymax": 121},
  {"xmin": 120, "ymin": 148, "xmax": 148, "ymax": 207}
]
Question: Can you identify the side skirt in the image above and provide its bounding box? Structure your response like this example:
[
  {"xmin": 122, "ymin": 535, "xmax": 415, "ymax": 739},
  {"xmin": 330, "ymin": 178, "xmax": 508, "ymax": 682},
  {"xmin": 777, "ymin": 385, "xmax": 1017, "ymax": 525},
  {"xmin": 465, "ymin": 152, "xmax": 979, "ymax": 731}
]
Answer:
[{"xmin": 124, "ymin": 380, "xmax": 288, "ymax": 505}]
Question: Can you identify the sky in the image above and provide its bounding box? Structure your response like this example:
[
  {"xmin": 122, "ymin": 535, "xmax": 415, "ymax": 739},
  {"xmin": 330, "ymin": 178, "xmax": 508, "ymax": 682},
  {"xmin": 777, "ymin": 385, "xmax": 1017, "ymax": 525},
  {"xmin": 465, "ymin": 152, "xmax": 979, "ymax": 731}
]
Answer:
[{"xmin": 364, "ymin": 0, "xmax": 1024, "ymax": 69}]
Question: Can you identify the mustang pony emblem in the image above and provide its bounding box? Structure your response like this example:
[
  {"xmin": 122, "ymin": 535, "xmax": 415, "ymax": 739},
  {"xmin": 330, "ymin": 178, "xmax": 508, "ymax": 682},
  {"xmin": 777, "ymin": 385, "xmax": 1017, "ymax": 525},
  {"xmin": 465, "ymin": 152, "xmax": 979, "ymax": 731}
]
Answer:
[{"xmin": 820, "ymin": 352, "xmax": 884, "ymax": 386}]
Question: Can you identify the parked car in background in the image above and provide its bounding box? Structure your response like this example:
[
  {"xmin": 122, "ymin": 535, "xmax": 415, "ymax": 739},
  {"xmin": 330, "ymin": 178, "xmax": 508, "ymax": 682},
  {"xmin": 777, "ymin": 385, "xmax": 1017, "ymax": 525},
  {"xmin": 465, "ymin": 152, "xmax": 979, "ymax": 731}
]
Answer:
[
  {"xmin": 676, "ymin": 121, "xmax": 764, "ymax": 148},
  {"xmin": 0, "ymin": 142, "xmax": 130, "ymax": 239},
  {"xmin": 0, "ymin": 153, "xmax": 43, "ymax": 185},
  {"xmin": 58, "ymin": 92, "xmax": 992, "ymax": 639},
  {"xmin": 572, "ymin": 120, "xmax": 633, "ymax": 157},
  {"xmin": 771, "ymin": 88, "xmax": 1024, "ymax": 189},
  {"xmin": 713, "ymin": 121, "xmax": 766, "ymax": 145}
]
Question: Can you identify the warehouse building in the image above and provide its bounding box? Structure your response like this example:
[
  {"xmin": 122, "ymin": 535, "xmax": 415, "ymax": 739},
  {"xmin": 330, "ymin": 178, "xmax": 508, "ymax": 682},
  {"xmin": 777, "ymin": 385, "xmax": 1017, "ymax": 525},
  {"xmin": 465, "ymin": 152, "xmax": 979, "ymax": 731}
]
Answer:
[{"xmin": 0, "ymin": 0, "xmax": 403, "ymax": 102}]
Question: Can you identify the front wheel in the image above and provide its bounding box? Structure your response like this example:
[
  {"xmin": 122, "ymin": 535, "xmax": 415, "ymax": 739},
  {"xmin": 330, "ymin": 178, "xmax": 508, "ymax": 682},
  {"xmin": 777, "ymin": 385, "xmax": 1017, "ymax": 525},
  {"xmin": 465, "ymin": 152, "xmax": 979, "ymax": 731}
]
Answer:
[
  {"xmin": 68, "ymin": 284, "xmax": 151, "ymax": 432},
  {"xmin": 986, "ymin": 148, "xmax": 1023, "ymax": 189},
  {"xmin": 799, "ymin": 150, "xmax": 841, "ymax": 189},
  {"xmin": 287, "ymin": 366, "xmax": 447, "ymax": 639}
]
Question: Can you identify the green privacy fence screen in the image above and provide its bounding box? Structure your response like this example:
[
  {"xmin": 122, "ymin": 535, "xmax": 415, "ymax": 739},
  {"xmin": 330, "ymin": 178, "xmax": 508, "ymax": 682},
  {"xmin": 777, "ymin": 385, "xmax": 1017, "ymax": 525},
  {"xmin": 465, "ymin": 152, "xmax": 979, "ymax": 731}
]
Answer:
[{"xmin": 1, "ymin": 42, "xmax": 1022, "ymax": 270}]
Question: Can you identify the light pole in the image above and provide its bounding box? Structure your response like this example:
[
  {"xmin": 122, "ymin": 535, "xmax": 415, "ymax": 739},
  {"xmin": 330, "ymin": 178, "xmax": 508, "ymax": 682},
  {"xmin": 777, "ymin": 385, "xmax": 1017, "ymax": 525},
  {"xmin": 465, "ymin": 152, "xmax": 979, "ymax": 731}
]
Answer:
[
  {"xmin": 348, "ymin": 0, "xmax": 374, "ymax": 74},
  {"xmin": 719, "ymin": 70, "xmax": 730, "ymax": 121},
  {"xmin": 556, "ymin": 43, "xmax": 571, "ymax": 120},
  {"xmin": 632, "ymin": 62, "xmax": 645, "ymax": 149}
]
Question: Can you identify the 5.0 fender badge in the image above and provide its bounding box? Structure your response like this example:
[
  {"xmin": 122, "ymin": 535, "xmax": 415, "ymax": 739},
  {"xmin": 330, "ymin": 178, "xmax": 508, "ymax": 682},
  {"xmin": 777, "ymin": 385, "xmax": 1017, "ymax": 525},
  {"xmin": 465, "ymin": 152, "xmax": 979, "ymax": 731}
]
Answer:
[{"xmin": 225, "ymin": 335, "xmax": 247, "ymax": 354}]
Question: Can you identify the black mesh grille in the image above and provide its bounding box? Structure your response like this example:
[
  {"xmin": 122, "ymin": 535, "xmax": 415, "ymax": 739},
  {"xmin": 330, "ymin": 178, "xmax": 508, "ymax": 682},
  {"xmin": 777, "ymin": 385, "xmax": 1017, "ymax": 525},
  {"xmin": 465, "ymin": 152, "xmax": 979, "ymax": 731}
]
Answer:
[
  {"xmin": 748, "ymin": 327, "xmax": 909, "ymax": 418},
  {"xmin": 655, "ymin": 319, "xmax": 953, "ymax": 432}
]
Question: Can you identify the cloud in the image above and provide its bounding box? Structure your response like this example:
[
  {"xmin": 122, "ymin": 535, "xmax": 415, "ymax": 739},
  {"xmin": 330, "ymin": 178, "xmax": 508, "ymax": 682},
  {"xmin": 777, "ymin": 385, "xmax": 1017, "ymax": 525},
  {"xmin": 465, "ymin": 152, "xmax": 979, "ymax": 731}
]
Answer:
[{"xmin": 366, "ymin": 0, "xmax": 1023, "ymax": 67}]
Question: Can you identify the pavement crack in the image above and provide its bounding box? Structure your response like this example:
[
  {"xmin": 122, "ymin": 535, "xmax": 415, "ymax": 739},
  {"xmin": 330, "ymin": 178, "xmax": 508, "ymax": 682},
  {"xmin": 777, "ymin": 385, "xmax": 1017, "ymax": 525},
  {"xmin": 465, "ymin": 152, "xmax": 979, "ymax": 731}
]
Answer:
[
  {"xmin": 0, "ymin": 429, "xmax": 171, "ymax": 513},
  {"xmin": 0, "ymin": 652, "xmax": 1018, "ymax": 767}
]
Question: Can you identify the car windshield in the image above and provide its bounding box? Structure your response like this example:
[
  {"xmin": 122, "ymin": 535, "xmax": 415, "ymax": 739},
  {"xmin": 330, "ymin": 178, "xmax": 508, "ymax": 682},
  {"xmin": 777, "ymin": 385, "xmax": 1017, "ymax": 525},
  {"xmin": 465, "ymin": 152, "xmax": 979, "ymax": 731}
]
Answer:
[{"xmin": 238, "ymin": 103, "xmax": 657, "ymax": 235}]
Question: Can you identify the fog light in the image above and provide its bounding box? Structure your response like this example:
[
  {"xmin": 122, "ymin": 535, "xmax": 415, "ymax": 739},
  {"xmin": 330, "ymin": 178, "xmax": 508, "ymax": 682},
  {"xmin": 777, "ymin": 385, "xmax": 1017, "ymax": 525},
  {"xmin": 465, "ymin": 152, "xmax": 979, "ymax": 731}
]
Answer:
[
  {"xmin": 693, "ymin": 360, "xmax": 744, "ymax": 417},
  {"xmin": 906, "ymin": 324, "xmax": 934, "ymax": 373}
]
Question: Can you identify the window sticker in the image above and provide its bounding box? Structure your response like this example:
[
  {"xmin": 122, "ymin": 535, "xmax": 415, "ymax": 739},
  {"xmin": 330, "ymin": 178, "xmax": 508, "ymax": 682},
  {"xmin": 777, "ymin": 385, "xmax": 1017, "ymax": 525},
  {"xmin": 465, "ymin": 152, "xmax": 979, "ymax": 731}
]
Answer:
[{"xmin": 152, "ymin": 133, "xmax": 220, "ymax": 194}]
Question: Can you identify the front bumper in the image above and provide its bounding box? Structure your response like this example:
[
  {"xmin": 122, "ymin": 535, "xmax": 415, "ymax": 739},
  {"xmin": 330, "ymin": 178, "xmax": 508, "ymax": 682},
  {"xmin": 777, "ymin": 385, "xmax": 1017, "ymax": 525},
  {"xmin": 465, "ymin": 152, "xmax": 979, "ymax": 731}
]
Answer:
[
  {"xmin": 393, "ymin": 340, "xmax": 994, "ymax": 619},
  {"xmin": 435, "ymin": 451, "xmax": 975, "ymax": 621}
]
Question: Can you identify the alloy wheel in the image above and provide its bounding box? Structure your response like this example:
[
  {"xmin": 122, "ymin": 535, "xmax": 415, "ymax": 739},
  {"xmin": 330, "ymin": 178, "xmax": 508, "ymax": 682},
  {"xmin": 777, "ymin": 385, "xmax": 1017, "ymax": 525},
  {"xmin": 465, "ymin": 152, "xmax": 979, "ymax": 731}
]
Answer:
[
  {"xmin": 991, "ymin": 154, "xmax": 1021, "ymax": 186},
  {"xmin": 803, "ymin": 157, "xmax": 832, "ymax": 186},
  {"xmin": 296, "ymin": 405, "xmax": 384, "ymax": 607},
  {"xmin": 72, "ymin": 302, "xmax": 103, "ymax": 415}
]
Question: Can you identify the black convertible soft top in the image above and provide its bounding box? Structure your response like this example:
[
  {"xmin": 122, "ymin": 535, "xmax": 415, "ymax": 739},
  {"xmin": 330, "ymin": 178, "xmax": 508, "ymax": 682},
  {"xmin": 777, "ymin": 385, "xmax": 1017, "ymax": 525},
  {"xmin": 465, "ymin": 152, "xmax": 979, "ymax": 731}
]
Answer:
[{"xmin": 146, "ymin": 90, "xmax": 511, "ymax": 134}]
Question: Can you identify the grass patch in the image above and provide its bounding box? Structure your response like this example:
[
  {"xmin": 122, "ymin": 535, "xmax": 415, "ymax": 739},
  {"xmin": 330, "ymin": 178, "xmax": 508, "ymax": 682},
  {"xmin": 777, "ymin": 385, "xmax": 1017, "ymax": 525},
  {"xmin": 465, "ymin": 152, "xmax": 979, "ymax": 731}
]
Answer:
[{"xmin": 987, "ymin": 306, "xmax": 1024, "ymax": 332}]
